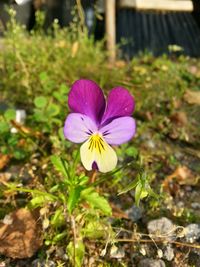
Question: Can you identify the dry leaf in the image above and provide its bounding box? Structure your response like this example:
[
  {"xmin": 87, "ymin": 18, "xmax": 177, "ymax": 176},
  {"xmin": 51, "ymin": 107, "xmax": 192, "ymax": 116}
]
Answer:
[
  {"xmin": 0, "ymin": 154, "xmax": 10, "ymax": 170},
  {"xmin": 163, "ymin": 166, "xmax": 199, "ymax": 193},
  {"xmin": 0, "ymin": 208, "xmax": 42, "ymax": 259},
  {"xmin": 110, "ymin": 202, "xmax": 128, "ymax": 219},
  {"xmin": 170, "ymin": 112, "xmax": 188, "ymax": 127},
  {"xmin": 10, "ymin": 120, "xmax": 42, "ymax": 137},
  {"xmin": 184, "ymin": 90, "xmax": 200, "ymax": 105},
  {"xmin": 0, "ymin": 173, "xmax": 11, "ymax": 184}
]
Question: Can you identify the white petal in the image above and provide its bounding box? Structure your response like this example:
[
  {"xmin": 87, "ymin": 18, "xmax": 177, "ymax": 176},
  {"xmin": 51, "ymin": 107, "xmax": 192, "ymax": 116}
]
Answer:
[{"xmin": 80, "ymin": 134, "xmax": 117, "ymax": 173}]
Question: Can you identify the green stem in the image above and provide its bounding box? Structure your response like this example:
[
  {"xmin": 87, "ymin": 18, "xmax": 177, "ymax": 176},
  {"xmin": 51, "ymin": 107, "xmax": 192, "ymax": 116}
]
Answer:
[{"xmin": 6, "ymin": 185, "xmax": 58, "ymax": 200}]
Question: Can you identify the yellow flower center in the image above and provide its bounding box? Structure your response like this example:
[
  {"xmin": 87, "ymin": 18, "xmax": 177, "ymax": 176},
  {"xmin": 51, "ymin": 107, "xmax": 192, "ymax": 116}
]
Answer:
[{"xmin": 88, "ymin": 133, "xmax": 105, "ymax": 154}]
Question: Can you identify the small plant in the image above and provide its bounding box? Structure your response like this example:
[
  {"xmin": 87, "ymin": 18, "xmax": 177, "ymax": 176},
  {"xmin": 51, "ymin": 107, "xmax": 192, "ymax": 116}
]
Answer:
[{"xmin": 5, "ymin": 79, "xmax": 156, "ymax": 266}]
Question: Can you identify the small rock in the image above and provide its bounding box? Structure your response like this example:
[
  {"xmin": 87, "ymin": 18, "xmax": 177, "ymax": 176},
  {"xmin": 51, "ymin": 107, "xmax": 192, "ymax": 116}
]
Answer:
[
  {"xmin": 147, "ymin": 217, "xmax": 175, "ymax": 241},
  {"xmin": 138, "ymin": 258, "xmax": 166, "ymax": 267},
  {"xmin": 157, "ymin": 249, "xmax": 163, "ymax": 258},
  {"xmin": 110, "ymin": 245, "xmax": 125, "ymax": 259},
  {"xmin": 125, "ymin": 205, "xmax": 143, "ymax": 222},
  {"xmin": 185, "ymin": 224, "xmax": 200, "ymax": 243},
  {"xmin": 163, "ymin": 245, "xmax": 174, "ymax": 261},
  {"xmin": 55, "ymin": 247, "xmax": 68, "ymax": 260},
  {"xmin": 32, "ymin": 260, "xmax": 56, "ymax": 267},
  {"xmin": 2, "ymin": 215, "xmax": 13, "ymax": 225},
  {"xmin": 191, "ymin": 202, "xmax": 200, "ymax": 209}
]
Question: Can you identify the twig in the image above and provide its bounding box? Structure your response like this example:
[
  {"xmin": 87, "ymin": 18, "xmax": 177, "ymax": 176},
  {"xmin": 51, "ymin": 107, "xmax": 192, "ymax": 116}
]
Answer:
[
  {"xmin": 89, "ymin": 170, "xmax": 97, "ymax": 184},
  {"xmin": 75, "ymin": 0, "xmax": 85, "ymax": 32},
  {"xmin": 115, "ymin": 238, "xmax": 200, "ymax": 249},
  {"xmin": 70, "ymin": 214, "xmax": 77, "ymax": 266}
]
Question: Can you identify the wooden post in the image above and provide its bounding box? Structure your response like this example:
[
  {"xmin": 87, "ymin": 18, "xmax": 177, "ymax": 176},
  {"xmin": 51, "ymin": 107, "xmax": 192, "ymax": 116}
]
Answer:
[
  {"xmin": 119, "ymin": 0, "xmax": 193, "ymax": 12},
  {"xmin": 105, "ymin": 0, "xmax": 116, "ymax": 63}
]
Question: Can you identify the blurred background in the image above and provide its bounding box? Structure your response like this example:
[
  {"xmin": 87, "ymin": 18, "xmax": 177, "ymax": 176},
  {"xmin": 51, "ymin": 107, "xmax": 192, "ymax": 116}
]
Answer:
[{"xmin": 0, "ymin": 0, "xmax": 200, "ymax": 57}]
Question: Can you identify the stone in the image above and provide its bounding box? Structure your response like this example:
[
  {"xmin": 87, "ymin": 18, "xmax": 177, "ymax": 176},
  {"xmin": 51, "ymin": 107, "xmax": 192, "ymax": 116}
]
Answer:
[
  {"xmin": 125, "ymin": 205, "xmax": 143, "ymax": 222},
  {"xmin": 110, "ymin": 245, "xmax": 125, "ymax": 259},
  {"xmin": 32, "ymin": 260, "xmax": 56, "ymax": 267},
  {"xmin": 185, "ymin": 224, "xmax": 200, "ymax": 243},
  {"xmin": 138, "ymin": 258, "xmax": 166, "ymax": 267},
  {"xmin": 147, "ymin": 217, "xmax": 175, "ymax": 241},
  {"xmin": 163, "ymin": 245, "xmax": 174, "ymax": 261}
]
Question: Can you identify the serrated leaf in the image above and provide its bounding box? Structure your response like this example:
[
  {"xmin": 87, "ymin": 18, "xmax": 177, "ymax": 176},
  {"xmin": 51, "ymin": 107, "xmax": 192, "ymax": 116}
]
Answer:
[
  {"xmin": 82, "ymin": 221, "xmax": 105, "ymax": 239},
  {"xmin": 34, "ymin": 96, "xmax": 47, "ymax": 108},
  {"xmin": 50, "ymin": 155, "xmax": 70, "ymax": 181},
  {"xmin": 81, "ymin": 189, "xmax": 112, "ymax": 216}
]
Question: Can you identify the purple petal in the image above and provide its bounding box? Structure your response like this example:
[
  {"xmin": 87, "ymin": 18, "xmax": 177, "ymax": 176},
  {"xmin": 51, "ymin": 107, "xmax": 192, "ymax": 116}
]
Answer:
[
  {"xmin": 64, "ymin": 113, "xmax": 97, "ymax": 143},
  {"xmin": 68, "ymin": 79, "xmax": 105, "ymax": 124},
  {"xmin": 99, "ymin": 117, "xmax": 136, "ymax": 145},
  {"xmin": 101, "ymin": 87, "xmax": 135, "ymax": 125}
]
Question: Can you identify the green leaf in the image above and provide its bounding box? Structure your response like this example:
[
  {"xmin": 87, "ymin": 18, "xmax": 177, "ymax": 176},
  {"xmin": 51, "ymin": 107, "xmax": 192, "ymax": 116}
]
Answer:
[
  {"xmin": 4, "ymin": 109, "xmax": 15, "ymax": 120},
  {"xmin": 52, "ymin": 231, "xmax": 67, "ymax": 243},
  {"xmin": 118, "ymin": 178, "xmax": 138, "ymax": 195},
  {"xmin": 59, "ymin": 83, "xmax": 69, "ymax": 94},
  {"xmin": 51, "ymin": 207, "xmax": 65, "ymax": 227},
  {"xmin": 67, "ymin": 240, "xmax": 85, "ymax": 267},
  {"xmin": 34, "ymin": 96, "xmax": 47, "ymax": 108},
  {"xmin": 146, "ymin": 185, "xmax": 159, "ymax": 199},
  {"xmin": 29, "ymin": 195, "xmax": 55, "ymax": 208},
  {"xmin": 125, "ymin": 146, "xmax": 138, "ymax": 157},
  {"xmin": 39, "ymin": 71, "xmax": 48, "ymax": 82},
  {"xmin": 135, "ymin": 182, "xmax": 148, "ymax": 206},
  {"xmin": 50, "ymin": 155, "xmax": 70, "ymax": 180},
  {"xmin": 0, "ymin": 121, "xmax": 9, "ymax": 133},
  {"xmin": 67, "ymin": 186, "xmax": 83, "ymax": 214},
  {"xmin": 58, "ymin": 127, "xmax": 65, "ymax": 140},
  {"xmin": 82, "ymin": 221, "xmax": 105, "ymax": 239},
  {"xmin": 13, "ymin": 149, "xmax": 26, "ymax": 160},
  {"xmin": 81, "ymin": 188, "xmax": 112, "ymax": 216},
  {"xmin": 135, "ymin": 183, "xmax": 142, "ymax": 206},
  {"xmin": 46, "ymin": 103, "xmax": 60, "ymax": 117}
]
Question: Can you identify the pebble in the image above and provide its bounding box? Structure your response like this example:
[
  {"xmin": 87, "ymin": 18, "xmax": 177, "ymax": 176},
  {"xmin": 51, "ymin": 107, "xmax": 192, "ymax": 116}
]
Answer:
[
  {"xmin": 125, "ymin": 205, "xmax": 143, "ymax": 222},
  {"xmin": 163, "ymin": 245, "xmax": 174, "ymax": 261},
  {"xmin": 138, "ymin": 258, "xmax": 166, "ymax": 267},
  {"xmin": 110, "ymin": 245, "xmax": 125, "ymax": 259},
  {"xmin": 191, "ymin": 202, "xmax": 200, "ymax": 209},
  {"xmin": 147, "ymin": 217, "xmax": 175, "ymax": 241},
  {"xmin": 32, "ymin": 260, "xmax": 56, "ymax": 267},
  {"xmin": 185, "ymin": 224, "xmax": 200, "ymax": 243}
]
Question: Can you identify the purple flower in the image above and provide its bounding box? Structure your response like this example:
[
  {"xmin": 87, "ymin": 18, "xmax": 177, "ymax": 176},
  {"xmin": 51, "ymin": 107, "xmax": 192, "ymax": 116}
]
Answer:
[{"xmin": 64, "ymin": 79, "xmax": 136, "ymax": 173}]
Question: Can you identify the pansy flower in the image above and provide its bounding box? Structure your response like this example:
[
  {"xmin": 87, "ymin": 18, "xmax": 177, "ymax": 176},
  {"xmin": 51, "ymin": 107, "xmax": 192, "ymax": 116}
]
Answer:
[{"xmin": 64, "ymin": 79, "xmax": 136, "ymax": 173}]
